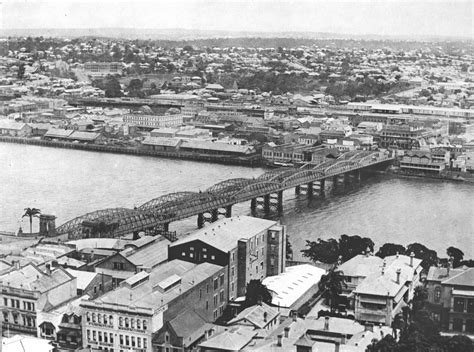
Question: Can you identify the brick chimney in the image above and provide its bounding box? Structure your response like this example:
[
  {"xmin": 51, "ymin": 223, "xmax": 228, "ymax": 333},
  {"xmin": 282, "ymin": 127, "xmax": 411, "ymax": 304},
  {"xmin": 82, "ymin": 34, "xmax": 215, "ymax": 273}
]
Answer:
[
  {"xmin": 284, "ymin": 326, "xmax": 290, "ymax": 338},
  {"xmin": 410, "ymin": 252, "xmax": 414, "ymax": 267},
  {"xmin": 396, "ymin": 268, "xmax": 401, "ymax": 284},
  {"xmin": 324, "ymin": 316, "xmax": 330, "ymax": 331},
  {"xmin": 292, "ymin": 311, "xmax": 298, "ymax": 322},
  {"xmin": 335, "ymin": 341, "xmax": 340, "ymax": 352},
  {"xmin": 277, "ymin": 334, "xmax": 282, "ymax": 347}
]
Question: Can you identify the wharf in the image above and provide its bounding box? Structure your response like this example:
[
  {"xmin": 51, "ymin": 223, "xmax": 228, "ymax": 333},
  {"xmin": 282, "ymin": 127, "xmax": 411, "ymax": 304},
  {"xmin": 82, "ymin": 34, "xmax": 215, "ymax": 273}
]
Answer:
[{"xmin": 0, "ymin": 136, "xmax": 262, "ymax": 167}]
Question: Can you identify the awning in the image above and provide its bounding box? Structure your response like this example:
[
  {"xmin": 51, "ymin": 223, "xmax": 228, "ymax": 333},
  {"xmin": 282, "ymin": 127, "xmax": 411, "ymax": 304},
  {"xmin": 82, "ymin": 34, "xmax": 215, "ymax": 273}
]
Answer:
[{"xmin": 452, "ymin": 289, "xmax": 474, "ymax": 297}]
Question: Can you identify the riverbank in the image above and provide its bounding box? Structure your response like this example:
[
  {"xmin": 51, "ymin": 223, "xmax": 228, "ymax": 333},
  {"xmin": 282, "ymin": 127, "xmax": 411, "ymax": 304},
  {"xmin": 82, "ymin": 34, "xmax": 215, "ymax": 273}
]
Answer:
[
  {"xmin": 0, "ymin": 136, "xmax": 262, "ymax": 167},
  {"xmin": 388, "ymin": 167, "xmax": 474, "ymax": 184}
]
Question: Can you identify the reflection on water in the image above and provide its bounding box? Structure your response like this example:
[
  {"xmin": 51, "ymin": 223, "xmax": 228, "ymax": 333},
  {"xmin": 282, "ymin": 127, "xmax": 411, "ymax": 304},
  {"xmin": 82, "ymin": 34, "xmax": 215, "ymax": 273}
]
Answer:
[{"xmin": 1, "ymin": 143, "xmax": 472, "ymax": 258}]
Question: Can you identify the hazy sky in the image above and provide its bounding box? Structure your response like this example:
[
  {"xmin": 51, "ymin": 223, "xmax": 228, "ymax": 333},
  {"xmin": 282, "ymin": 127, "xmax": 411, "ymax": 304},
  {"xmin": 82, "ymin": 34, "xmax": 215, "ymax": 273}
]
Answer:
[{"xmin": 1, "ymin": 0, "xmax": 472, "ymax": 38}]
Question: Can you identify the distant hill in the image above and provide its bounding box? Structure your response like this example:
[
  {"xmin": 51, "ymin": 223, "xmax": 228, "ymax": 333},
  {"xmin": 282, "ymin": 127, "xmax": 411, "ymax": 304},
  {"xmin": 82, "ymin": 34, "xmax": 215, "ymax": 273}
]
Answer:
[{"xmin": 2, "ymin": 27, "xmax": 471, "ymax": 42}]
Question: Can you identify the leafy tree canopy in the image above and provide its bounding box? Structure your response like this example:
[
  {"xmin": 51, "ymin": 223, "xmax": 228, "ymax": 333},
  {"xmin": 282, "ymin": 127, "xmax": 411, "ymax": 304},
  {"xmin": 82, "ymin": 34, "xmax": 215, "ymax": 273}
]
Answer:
[
  {"xmin": 376, "ymin": 243, "xmax": 406, "ymax": 258},
  {"xmin": 244, "ymin": 280, "xmax": 272, "ymax": 307}
]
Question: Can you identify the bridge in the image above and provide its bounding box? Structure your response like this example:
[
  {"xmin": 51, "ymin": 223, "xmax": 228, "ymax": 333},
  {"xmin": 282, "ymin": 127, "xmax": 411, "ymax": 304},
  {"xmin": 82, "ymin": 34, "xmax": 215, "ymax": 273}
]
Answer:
[{"xmin": 56, "ymin": 150, "xmax": 394, "ymax": 239}]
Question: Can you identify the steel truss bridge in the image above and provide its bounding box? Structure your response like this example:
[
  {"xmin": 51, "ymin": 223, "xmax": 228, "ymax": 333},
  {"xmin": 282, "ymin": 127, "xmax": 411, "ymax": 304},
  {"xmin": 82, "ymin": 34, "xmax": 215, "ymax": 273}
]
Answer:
[{"xmin": 56, "ymin": 150, "xmax": 393, "ymax": 239}]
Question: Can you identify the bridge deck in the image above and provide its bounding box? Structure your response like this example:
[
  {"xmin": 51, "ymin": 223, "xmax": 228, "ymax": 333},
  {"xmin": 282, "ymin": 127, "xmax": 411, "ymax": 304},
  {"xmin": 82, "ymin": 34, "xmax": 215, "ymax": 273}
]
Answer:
[{"xmin": 56, "ymin": 151, "xmax": 393, "ymax": 237}]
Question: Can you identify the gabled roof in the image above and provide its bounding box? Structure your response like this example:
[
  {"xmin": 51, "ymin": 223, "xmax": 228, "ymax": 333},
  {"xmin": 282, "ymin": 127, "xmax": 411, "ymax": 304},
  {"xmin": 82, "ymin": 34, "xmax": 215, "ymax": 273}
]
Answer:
[
  {"xmin": 198, "ymin": 326, "xmax": 257, "ymax": 351},
  {"xmin": 442, "ymin": 268, "xmax": 474, "ymax": 287},
  {"xmin": 227, "ymin": 302, "xmax": 279, "ymax": 329},
  {"xmin": 338, "ymin": 254, "xmax": 382, "ymax": 278},
  {"xmin": 44, "ymin": 128, "xmax": 74, "ymax": 138},
  {"xmin": 167, "ymin": 310, "xmax": 212, "ymax": 348},
  {"xmin": 121, "ymin": 238, "xmax": 171, "ymax": 269},
  {"xmin": 426, "ymin": 266, "xmax": 466, "ymax": 283},
  {"xmin": 66, "ymin": 269, "xmax": 98, "ymax": 290}
]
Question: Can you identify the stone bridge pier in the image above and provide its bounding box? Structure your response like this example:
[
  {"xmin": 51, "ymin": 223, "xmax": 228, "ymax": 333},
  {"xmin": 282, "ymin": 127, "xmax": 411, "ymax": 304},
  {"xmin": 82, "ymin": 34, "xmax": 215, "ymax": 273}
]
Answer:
[
  {"xmin": 250, "ymin": 190, "xmax": 283, "ymax": 215},
  {"xmin": 197, "ymin": 205, "xmax": 232, "ymax": 228}
]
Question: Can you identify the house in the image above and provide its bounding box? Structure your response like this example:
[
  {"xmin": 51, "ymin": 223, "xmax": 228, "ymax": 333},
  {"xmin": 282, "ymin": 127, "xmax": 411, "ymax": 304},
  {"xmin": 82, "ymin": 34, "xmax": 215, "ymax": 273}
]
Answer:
[
  {"xmin": 66, "ymin": 269, "xmax": 113, "ymax": 299},
  {"xmin": 66, "ymin": 131, "xmax": 106, "ymax": 144},
  {"xmin": 198, "ymin": 326, "xmax": 257, "ymax": 352},
  {"xmin": 352, "ymin": 254, "xmax": 423, "ymax": 325},
  {"xmin": 400, "ymin": 150, "xmax": 449, "ymax": 174},
  {"xmin": 152, "ymin": 309, "xmax": 215, "ymax": 352},
  {"xmin": 425, "ymin": 266, "xmax": 474, "ymax": 334},
  {"xmin": 94, "ymin": 237, "xmax": 171, "ymax": 286},
  {"xmin": 0, "ymin": 120, "xmax": 32, "ymax": 137},
  {"xmin": 227, "ymin": 302, "xmax": 280, "ymax": 331},
  {"xmin": 141, "ymin": 136, "xmax": 182, "ymax": 152},
  {"xmin": 37, "ymin": 295, "xmax": 85, "ymax": 350},
  {"xmin": 43, "ymin": 128, "xmax": 74, "ymax": 140},
  {"xmin": 0, "ymin": 263, "xmax": 77, "ymax": 336}
]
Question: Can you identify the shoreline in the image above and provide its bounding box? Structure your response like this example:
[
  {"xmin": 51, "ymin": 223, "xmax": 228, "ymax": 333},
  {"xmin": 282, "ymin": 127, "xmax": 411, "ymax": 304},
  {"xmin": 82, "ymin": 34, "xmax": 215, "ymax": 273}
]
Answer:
[{"xmin": 0, "ymin": 136, "xmax": 262, "ymax": 167}]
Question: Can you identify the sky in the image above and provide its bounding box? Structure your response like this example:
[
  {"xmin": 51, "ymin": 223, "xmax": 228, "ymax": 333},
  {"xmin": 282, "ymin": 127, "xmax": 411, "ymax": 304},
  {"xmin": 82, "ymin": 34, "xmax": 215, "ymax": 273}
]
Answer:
[{"xmin": 1, "ymin": 0, "xmax": 472, "ymax": 38}]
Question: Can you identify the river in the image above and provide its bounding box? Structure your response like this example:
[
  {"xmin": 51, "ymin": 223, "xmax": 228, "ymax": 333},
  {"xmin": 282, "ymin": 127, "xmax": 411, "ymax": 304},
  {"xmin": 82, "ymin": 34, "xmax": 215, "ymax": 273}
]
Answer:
[{"xmin": 1, "ymin": 143, "xmax": 473, "ymax": 259}]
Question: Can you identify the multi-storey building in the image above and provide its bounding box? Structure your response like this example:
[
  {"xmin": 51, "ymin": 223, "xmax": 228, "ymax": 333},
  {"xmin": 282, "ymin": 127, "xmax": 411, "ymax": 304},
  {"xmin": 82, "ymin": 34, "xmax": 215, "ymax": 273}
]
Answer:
[
  {"xmin": 168, "ymin": 216, "xmax": 286, "ymax": 300},
  {"xmin": 425, "ymin": 267, "xmax": 474, "ymax": 334},
  {"xmin": 379, "ymin": 124, "xmax": 432, "ymax": 149},
  {"xmin": 83, "ymin": 62, "xmax": 123, "ymax": 76},
  {"xmin": 0, "ymin": 264, "xmax": 77, "ymax": 336},
  {"xmin": 123, "ymin": 114, "xmax": 184, "ymax": 129},
  {"xmin": 344, "ymin": 254, "xmax": 422, "ymax": 325},
  {"xmin": 81, "ymin": 259, "xmax": 227, "ymax": 352},
  {"xmin": 400, "ymin": 150, "xmax": 449, "ymax": 174}
]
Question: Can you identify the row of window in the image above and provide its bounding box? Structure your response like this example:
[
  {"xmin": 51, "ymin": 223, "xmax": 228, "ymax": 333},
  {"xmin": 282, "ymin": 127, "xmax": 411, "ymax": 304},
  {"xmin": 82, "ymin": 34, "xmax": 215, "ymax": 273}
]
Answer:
[
  {"xmin": 86, "ymin": 313, "xmax": 148, "ymax": 330},
  {"xmin": 453, "ymin": 297, "xmax": 474, "ymax": 313},
  {"xmin": 2, "ymin": 298, "xmax": 35, "ymax": 311},
  {"xmin": 3, "ymin": 311, "xmax": 35, "ymax": 327},
  {"xmin": 87, "ymin": 329, "xmax": 148, "ymax": 348}
]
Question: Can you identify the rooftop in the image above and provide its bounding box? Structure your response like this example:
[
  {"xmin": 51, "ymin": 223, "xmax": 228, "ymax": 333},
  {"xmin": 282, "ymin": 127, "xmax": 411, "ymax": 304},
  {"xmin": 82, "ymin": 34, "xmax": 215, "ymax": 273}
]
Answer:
[
  {"xmin": 263, "ymin": 264, "xmax": 325, "ymax": 308},
  {"xmin": 228, "ymin": 302, "xmax": 280, "ymax": 329},
  {"xmin": 171, "ymin": 216, "xmax": 279, "ymax": 253}
]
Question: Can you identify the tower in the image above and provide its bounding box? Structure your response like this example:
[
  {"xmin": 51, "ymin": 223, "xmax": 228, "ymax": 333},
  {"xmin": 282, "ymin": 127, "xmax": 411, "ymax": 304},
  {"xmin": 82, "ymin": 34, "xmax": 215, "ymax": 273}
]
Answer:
[{"xmin": 39, "ymin": 214, "xmax": 56, "ymax": 237}]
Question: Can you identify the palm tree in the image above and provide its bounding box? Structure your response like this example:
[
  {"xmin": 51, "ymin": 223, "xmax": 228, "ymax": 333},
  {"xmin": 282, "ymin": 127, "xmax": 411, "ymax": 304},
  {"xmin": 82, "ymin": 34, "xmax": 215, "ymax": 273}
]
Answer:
[
  {"xmin": 22, "ymin": 208, "xmax": 41, "ymax": 234},
  {"xmin": 318, "ymin": 268, "xmax": 347, "ymax": 311}
]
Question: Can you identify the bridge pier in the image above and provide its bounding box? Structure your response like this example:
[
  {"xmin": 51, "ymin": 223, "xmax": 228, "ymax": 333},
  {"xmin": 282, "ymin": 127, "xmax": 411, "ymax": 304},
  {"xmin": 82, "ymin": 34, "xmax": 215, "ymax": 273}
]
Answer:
[
  {"xmin": 277, "ymin": 190, "xmax": 283, "ymax": 213},
  {"xmin": 307, "ymin": 182, "xmax": 314, "ymax": 198},
  {"xmin": 264, "ymin": 194, "xmax": 271, "ymax": 214},
  {"xmin": 295, "ymin": 185, "xmax": 301, "ymax": 195},
  {"xmin": 225, "ymin": 205, "xmax": 232, "ymax": 218},
  {"xmin": 211, "ymin": 209, "xmax": 219, "ymax": 222},
  {"xmin": 250, "ymin": 198, "xmax": 257, "ymax": 212},
  {"xmin": 197, "ymin": 213, "xmax": 204, "ymax": 228}
]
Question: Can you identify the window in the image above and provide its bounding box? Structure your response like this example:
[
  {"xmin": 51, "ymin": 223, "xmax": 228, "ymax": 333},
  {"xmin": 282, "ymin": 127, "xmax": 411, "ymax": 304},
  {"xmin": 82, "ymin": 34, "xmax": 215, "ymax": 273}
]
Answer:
[
  {"xmin": 103, "ymin": 315, "xmax": 107, "ymax": 325},
  {"xmin": 125, "ymin": 335, "xmax": 130, "ymax": 346},
  {"xmin": 137, "ymin": 319, "xmax": 141, "ymax": 329},
  {"xmin": 125, "ymin": 318, "xmax": 129, "ymax": 328},
  {"xmin": 119, "ymin": 317, "xmax": 123, "ymax": 327},
  {"xmin": 165, "ymin": 332, "xmax": 170, "ymax": 342},
  {"xmin": 98, "ymin": 314, "xmax": 102, "ymax": 324},
  {"xmin": 113, "ymin": 262, "xmax": 124, "ymax": 270},
  {"xmin": 92, "ymin": 313, "xmax": 96, "ymax": 323},
  {"xmin": 206, "ymin": 301, "xmax": 209, "ymax": 310},
  {"xmin": 214, "ymin": 278, "xmax": 219, "ymax": 290},
  {"xmin": 3, "ymin": 312, "xmax": 8, "ymax": 323},
  {"xmin": 231, "ymin": 267, "xmax": 235, "ymax": 277},
  {"xmin": 231, "ymin": 282, "xmax": 234, "ymax": 292},
  {"xmin": 211, "ymin": 255, "xmax": 215, "ymax": 260},
  {"xmin": 199, "ymin": 289, "xmax": 202, "ymax": 300},
  {"xmin": 214, "ymin": 294, "xmax": 218, "ymax": 307},
  {"xmin": 92, "ymin": 331, "xmax": 96, "ymax": 341},
  {"xmin": 109, "ymin": 333, "xmax": 114, "ymax": 342},
  {"xmin": 454, "ymin": 297, "xmax": 465, "ymax": 312},
  {"xmin": 466, "ymin": 319, "xmax": 474, "ymax": 334},
  {"xmin": 232, "ymin": 252, "xmax": 235, "ymax": 262},
  {"xmin": 98, "ymin": 331, "xmax": 102, "ymax": 342},
  {"xmin": 203, "ymin": 248, "xmax": 207, "ymax": 253},
  {"xmin": 87, "ymin": 329, "xmax": 90, "ymax": 341},
  {"xmin": 137, "ymin": 337, "xmax": 141, "ymax": 348},
  {"xmin": 468, "ymin": 299, "xmax": 474, "ymax": 313},
  {"xmin": 131, "ymin": 336, "xmax": 135, "ymax": 347},
  {"xmin": 3, "ymin": 298, "xmax": 7, "ymax": 306},
  {"xmin": 452, "ymin": 318, "xmax": 463, "ymax": 332},
  {"xmin": 219, "ymin": 274, "xmax": 224, "ymax": 287},
  {"xmin": 434, "ymin": 287, "xmax": 442, "ymax": 303},
  {"xmin": 143, "ymin": 320, "xmax": 147, "ymax": 330},
  {"xmin": 220, "ymin": 290, "xmax": 225, "ymax": 303}
]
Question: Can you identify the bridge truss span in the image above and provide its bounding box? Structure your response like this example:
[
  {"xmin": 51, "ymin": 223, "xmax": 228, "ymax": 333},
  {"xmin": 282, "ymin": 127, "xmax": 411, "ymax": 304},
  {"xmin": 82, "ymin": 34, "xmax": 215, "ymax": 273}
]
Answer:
[{"xmin": 56, "ymin": 150, "xmax": 393, "ymax": 238}]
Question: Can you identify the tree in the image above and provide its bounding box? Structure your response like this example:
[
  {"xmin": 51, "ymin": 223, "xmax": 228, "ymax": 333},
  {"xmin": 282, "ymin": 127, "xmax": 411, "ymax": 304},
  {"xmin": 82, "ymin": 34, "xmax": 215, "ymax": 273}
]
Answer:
[
  {"xmin": 405, "ymin": 243, "xmax": 438, "ymax": 271},
  {"xmin": 301, "ymin": 238, "xmax": 340, "ymax": 264},
  {"xmin": 244, "ymin": 280, "xmax": 272, "ymax": 307},
  {"xmin": 338, "ymin": 234, "xmax": 374, "ymax": 261},
  {"xmin": 447, "ymin": 247, "xmax": 464, "ymax": 267},
  {"xmin": 411, "ymin": 286, "xmax": 428, "ymax": 316},
  {"xmin": 445, "ymin": 335, "xmax": 473, "ymax": 352},
  {"xmin": 22, "ymin": 208, "xmax": 41, "ymax": 234},
  {"xmin": 391, "ymin": 313, "xmax": 406, "ymax": 340},
  {"xmin": 318, "ymin": 268, "xmax": 347, "ymax": 311},
  {"xmin": 376, "ymin": 243, "xmax": 406, "ymax": 258},
  {"xmin": 17, "ymin": 63, "xmax": 26, "ymax": 79},
  {"xmin": 104, "ymin": 77, "xmax": 122, "ymax": 98}
]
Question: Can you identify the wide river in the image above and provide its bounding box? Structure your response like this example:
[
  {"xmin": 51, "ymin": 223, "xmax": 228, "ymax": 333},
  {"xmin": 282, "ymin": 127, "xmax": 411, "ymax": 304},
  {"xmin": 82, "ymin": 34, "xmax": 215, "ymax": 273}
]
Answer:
[{"xmin": 1, "ymin": 143, "xmax": 473, "ymax": 259}]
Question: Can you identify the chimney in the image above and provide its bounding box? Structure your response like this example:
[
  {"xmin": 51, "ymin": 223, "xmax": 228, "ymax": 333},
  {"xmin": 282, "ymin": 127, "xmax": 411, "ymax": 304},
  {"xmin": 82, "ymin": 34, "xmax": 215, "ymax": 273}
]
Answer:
[
  {"xmin": 45, "ymin": 263, "xmax": 51, "ymax": 275},
  {"xmin": 335, "ymin": 341, "xmax": 340, "ymax": 352},
  {"xmin": 447, "ymin": 257, "xmax": 453, "ymax": 276},
  {"xmin": 263, "ymin": 312, "xmax": 268, "ymax": 323},
  {"xmin": 396, "ymin": 268, "xmax": 401, "ymax": 284},
  {"xmin": 284, "ymin": 326, "xmax": 290, "ymax": 338},
  {"xmin": 277, "ymin": 334, "xmax": 282, "ymax": 347},
  {"xmin": 324, "ymin": 316, "xmax": 330, "ymax": 331},
  {"xmin": 410, "ymin": 252, "xmax": 414, "ymax": 267},
  {"xmin": 292, "ymin": 311, "xmax": 298, "ymax": 322},
  {"xmin": 13, "ymin": 260, "xmax": 20, "ymax": 270}
]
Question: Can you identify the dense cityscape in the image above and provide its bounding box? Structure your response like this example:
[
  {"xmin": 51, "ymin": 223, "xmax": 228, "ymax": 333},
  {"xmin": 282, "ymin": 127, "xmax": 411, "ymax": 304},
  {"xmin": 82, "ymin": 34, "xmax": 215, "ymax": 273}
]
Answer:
[{"xmin": 0, "ymin": 1, "xmax": 473, "ymax": 352}]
